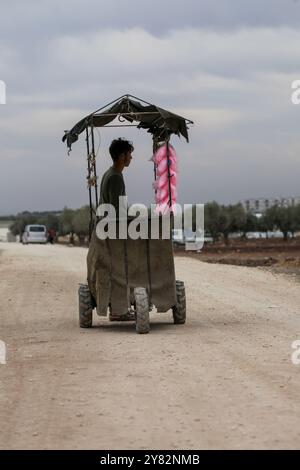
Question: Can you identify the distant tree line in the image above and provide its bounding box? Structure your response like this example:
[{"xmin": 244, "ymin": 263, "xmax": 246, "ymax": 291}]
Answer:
[
  {"xmin": 9, "ymin": 207, "xmax": 90, "ymax": 243},
  {"xmin": 6, "ymin": 202, "xmax": 300, "ymax": 244},
  {"xmin": 204, "ymin": 202, "xmax": 300, "ymax": 242}
]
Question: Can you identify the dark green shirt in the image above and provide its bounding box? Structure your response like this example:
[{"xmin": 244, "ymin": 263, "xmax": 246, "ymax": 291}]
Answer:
[{"xmin": 99, "ymin": 166, "xmax": 126, "ymax": 213}]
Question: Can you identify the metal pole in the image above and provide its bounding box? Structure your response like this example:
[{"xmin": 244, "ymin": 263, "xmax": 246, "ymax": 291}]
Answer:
[
  {"xmin": 85, "ymin": 125, "xmax": 94, "ymax": 240},
  {"xmin": 166, "ymin": 138, "xmax": 172, "ymax": 208},
  {"xmin": 152, "ymin": 136, "xmax": 158, "ymax": 186},
  {"xmin": 90, "ymin": 123, "xmax": 99, "ymax": 208}
]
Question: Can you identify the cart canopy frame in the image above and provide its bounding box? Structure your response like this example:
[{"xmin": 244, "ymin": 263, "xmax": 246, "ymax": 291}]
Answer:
[{"xmin": 62, "ymin": 94, "xmax": 193, "ymax": 152}]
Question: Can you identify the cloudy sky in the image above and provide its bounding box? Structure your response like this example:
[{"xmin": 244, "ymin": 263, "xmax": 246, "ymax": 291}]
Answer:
[{"xmin": 1, "ymin": 0, "xmax": 300, "ymax": 214}]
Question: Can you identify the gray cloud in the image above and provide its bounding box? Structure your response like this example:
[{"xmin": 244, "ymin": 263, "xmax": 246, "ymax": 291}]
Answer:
[
  {"xmin": 1, "ymin": 0, "xmax": 300, "ymax": 42},
  {"xmin": 1, "ymin": 1, "xmax": 300, "ymax": 213}
]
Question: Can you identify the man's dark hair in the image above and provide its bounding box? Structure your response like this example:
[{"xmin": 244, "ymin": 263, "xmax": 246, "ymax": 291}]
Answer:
[{"xmin": 109, "ymin": 138, "xmax": 134, "ymax": 162}]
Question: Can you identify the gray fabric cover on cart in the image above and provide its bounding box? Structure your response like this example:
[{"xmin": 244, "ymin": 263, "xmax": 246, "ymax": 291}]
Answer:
[{"xmin": 87, "ymin": 229, "xmax": 177, "ymax": 316}]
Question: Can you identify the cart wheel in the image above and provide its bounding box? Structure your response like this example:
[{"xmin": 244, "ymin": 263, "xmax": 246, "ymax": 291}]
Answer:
[
  {"xmin": 134, "ymin": 287, "xmax": 150, "ymax": 334},
  {"xmin": 172, "ymin": 280, "xmax": 186, "ymax": 324},
  {"xmin": 78, "ymin": 284, "xmax": 93, "ymax": 328}
]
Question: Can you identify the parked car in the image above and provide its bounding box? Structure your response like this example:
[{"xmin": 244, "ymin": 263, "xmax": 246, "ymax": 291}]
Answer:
[
  {"xmin": 22, "ymin": 225, "xmax": 47, "ymax": 244},
  {"xmin": 172, "ymin": 228, "xmax": 185, "ymax": 245},
  {"xmin": 172, "ymin": 228, "xmax": 204, "ymax": 250}
]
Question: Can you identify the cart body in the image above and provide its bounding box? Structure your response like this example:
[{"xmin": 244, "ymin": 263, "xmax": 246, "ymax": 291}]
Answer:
[{"xmin": 87, "ymin": 228, "xmax": 176, "ymax": 316}]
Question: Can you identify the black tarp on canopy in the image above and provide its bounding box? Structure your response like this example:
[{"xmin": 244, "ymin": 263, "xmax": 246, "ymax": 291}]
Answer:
[{"xmin": 62, "ymin": 94, "xmax": 193, "ymax": 151}]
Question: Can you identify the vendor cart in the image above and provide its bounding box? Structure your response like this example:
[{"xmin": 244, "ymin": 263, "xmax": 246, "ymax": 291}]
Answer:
[{"xmin": 62, "ymin": 94, "xmax": 193, "ymax": 333}]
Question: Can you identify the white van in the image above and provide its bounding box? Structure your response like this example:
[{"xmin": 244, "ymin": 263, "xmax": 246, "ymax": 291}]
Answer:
[{"xmin": 22, "ymin": 225, "xmax": 47, "ymax": 244}]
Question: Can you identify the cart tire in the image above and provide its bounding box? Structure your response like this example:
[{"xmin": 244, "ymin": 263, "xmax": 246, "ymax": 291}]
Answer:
[
  {"xmin": 134, "ymin": 287, "xmax": 150, "ymax": 334},
  {"xmin": 78, "ymin": 284, "xmax": 93, "ymax": 328},
  {"xmin": 172, "ymin": 280, "xmax": 186, "ymax": 324}
]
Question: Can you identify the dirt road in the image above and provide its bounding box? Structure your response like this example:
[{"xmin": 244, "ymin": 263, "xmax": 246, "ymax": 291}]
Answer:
[{"xmin": 0, "ymin": 243, "xmax": 299, "ymax": 450}]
